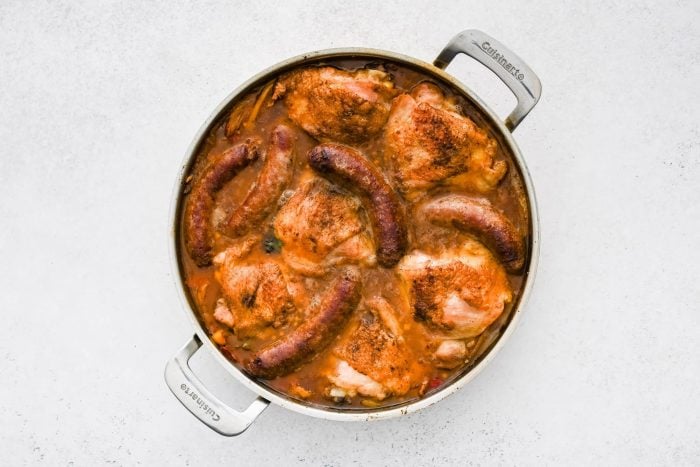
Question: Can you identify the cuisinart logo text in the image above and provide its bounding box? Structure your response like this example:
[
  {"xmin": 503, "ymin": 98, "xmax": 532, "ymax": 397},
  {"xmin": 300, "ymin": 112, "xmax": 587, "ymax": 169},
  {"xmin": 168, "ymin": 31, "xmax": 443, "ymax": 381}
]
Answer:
[
  {"xmin": 480, "ymin": 42, "xmax": 525, "ymax": 81},
  {"xmin": 180, "ymin": 383, "xmax": 221, "ymax": 422}
]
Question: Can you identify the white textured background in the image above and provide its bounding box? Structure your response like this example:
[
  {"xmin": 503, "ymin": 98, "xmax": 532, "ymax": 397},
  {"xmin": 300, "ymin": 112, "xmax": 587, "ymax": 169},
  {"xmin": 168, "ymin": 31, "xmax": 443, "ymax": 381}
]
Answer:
[{"xmin": 2, "ymin": 1, "xmax": 699, "ymax": 465}]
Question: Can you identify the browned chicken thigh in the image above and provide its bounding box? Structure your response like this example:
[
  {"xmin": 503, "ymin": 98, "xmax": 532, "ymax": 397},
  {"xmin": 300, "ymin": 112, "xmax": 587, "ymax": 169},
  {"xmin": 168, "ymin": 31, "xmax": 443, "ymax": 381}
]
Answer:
[
  {"xmin": 212, "ymin": 237, "xmax": 302, "ymax": 340},
  {"xmin": 273, "ymin": 177, "xmax": 376, "ymax": 275},
  {"xmin": 385, "ymin": 82, "xmax": 507, "ymax": 197},
  {"xmin": 273, "ymin": 67, "xmax": 395, "ymax": 143},
  {"xmin": 397, "ymin": 239, "xmax": 512, "ymax": 338},
  {"xmin": 326, "ymin": 298, "xmax": 416, "ymax": 400}
]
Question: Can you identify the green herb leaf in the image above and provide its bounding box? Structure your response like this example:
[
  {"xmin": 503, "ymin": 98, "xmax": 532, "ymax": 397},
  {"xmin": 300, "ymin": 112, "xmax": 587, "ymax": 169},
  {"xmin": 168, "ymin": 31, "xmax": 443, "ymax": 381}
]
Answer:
[{"xmin": 263, "ymin": 231, "xmax": 282, "ymax": 254}]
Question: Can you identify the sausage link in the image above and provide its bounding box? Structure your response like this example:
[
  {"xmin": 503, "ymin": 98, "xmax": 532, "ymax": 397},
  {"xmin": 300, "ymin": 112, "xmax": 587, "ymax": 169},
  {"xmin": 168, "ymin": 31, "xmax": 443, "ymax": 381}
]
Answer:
[
  {"xmin": 223, "ymin": 125, "xmax": 295, "ymax": 237},
  {"xmin": 183, "ymin": 141, "xmax": 259, "ymax": 266},
  {"xmin": 421, "ymin": 194, "xmax": 525, "ymax": 272},
  {"xmin": 246, "ymin": 267, "xmax": 362, "ymax": 379},
  {"xmin": 307, "ymin": 143, "xmax": 408, "ymax": 267}
]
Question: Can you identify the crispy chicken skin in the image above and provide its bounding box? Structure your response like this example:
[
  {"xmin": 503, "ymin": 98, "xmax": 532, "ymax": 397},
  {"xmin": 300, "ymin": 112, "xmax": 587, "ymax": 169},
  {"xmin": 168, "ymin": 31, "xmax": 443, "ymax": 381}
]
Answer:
[
  {"xmin": 385, "ymin": 82, "xmax": 506, "ymax": 196},
  {"xmin": 328, "ymin": 298, "xmax": 414, "ymax": 399},
  {"xmin": 273, "ymin": 177, "xmax": 375, "ymax": 275},
  {"xmin": 273, "ymin": 67, "xmax": 395, "ymax": 143},
  {"xmin": 213, "ymin": 238, "xmax": 295, "ymax": 339},
  {"xmin": 397, "ymin": 239, "xmax": 512, "ymax": 338}
]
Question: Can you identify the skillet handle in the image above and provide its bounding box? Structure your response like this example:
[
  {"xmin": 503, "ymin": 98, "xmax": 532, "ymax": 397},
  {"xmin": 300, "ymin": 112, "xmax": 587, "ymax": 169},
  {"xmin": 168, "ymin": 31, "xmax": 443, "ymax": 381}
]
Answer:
[
  {"xmin": 164, "ymin": 335, "xmax": 269, "ymax": 436},
  {"xmin": 434, "ymin": 29, "xmax": 542, "ymax": 131}
]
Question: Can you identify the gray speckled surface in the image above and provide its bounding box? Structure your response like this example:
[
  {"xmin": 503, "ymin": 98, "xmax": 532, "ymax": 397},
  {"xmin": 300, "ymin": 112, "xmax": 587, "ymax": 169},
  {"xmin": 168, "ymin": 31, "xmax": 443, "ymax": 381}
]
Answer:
[{"xmin": 2, "ymin": 0, "xmax": 699, "ymax": 465}]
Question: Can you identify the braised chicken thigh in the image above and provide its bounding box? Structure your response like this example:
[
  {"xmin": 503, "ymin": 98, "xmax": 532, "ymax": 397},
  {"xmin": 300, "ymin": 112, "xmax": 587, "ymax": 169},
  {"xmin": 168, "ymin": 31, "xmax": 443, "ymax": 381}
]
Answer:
[
  {"xmin": 397, "ymin": 239, "xmax": 512, "ymax": 338},
  {"xmin": 273, "ymin": 177, "xmax": 376, "ymax": 275},
  {"xmin": 385, "ymin": 82, "xmax": 507, "ymax": 197},
  {"xmin": 212, "ymin": 238, "xmax": 299, "ymax": 340},
  {"xmin": 274, "ymin": 67, "xmax": 395, "ymax": 143},
  {"xmin": 328, "ymin": 298, "xmax": 416, "ymax": 400}
]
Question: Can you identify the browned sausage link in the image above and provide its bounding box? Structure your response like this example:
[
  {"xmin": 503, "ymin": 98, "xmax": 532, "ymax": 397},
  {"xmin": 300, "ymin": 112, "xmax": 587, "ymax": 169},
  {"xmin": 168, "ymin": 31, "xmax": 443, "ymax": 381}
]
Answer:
[
  {"xmin": 222, "ymin": 125, "xmax": 295, "ymax": 237},
  {"xmin": 183, "ymin": 142, "xmax": 259, "ymax": 266},
  {"xmin": 246, "ymin": 267, "xmax": 362, "ymax": 379},
  {"xmin": 422, "ymin": 194, "xmax": 525, "ymax": 272},
  {"xmin": 307, "ymin": 143, "xmax": 408, "ymax": 267}
]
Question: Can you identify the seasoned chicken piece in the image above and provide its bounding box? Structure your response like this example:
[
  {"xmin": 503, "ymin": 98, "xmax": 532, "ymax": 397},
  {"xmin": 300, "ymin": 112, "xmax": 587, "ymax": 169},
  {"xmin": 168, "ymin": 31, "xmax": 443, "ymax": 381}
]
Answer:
[
  {"xmin": 397, "ymin": 239, "xmax": 512, "ymax": 338},
  {"xmin": 328, "ymin": 299, "xmax": 414, "ymax": 400},
  {"xmin": 365, "ymin": 297, "xmax": 401, "ymax": 339},
  {"xmin": 213, "ymin": 240, "xmax": 297, "ymax": 339},
  {"xmin": 328, "ymin": 360, "xmax": 387, "ymax": 400},
  {"xmin": 434, "ymin": 339, "xmax": 467, "ymax": 369},
  {"xmin": 273, "ymin": 177, "xmax": 375, "ymax": 275},
  {"xmin": 273, "ymin": 67, "xmax": 395, "ymax": 143},
  {"xmin": 213, "ymin": 298, "xmax": 234, "ymax": 328},
  {"xmin": 385, "ymin": 82, "xmax": 507, "ymax": 197}
]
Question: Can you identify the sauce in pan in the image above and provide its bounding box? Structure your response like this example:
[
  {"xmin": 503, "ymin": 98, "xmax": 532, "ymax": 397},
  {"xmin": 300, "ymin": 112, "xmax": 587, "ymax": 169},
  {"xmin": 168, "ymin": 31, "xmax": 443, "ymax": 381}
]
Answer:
[{"xmin": 179, "ymin": 58, "xmax": 530, "ymax": 409}]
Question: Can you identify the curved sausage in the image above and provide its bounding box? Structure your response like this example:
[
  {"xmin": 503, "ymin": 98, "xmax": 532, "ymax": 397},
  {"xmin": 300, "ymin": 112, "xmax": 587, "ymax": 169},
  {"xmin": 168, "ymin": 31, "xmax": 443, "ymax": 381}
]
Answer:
[
  {"xmin": 246, "ymin": 267, "xmax": 362, "ymax": 379},
  {"xmin": 183, "ymin": 141, "xmax": 259, "ymax": 266},
  {"xmin": 307, "ymin": 143, "xmax": 408, "ymax": 267},
  {"xmin": 222, "ymin": 125, "xmax": 295, "ymax": 237},
  {"xmin": 421, "ymin": 194, "xmax": 525, "ymax": 272}
]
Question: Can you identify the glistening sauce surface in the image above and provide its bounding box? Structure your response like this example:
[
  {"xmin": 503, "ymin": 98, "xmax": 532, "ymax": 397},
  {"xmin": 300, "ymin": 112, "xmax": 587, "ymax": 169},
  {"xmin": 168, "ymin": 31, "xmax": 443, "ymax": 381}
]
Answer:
[{"xmin": 179, "ymin": 58, "xmax": 530, "ymax": 409}]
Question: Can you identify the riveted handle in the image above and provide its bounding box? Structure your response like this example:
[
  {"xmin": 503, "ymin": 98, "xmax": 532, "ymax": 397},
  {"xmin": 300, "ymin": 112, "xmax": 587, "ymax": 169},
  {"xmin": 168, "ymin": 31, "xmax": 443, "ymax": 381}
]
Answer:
[
  {"xmin": 164, "ymin": 335, "xmax": 269, "ymax": 436},
  {"xmin": 434, "ymin": 30, "xmax": 542, "ymax": 131}
]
